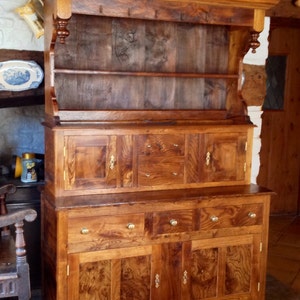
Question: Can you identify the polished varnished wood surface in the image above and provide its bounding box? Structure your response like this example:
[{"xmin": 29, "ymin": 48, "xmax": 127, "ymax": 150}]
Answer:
[
  {"xmin": 32, "ymin": 215, "xmax": 300, "ymax": 299},
  {"xmin": 42, "ymin": 185, "xmax": 271, "ymax": 299},
  {"xmin": 257, "ymin": 25, "xmax": 300, "ymax": 215},
  {"xmin": 44, "ymin": 124, "xmax": 253, "ymax": 197},
  {"xmin": 42, "ymin": 0, "xmax": 277, "ymax": 298}
]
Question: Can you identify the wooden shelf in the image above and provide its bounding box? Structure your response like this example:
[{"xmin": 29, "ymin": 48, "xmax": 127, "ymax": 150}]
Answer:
[
  {"xmin": 0, "ymin": 50, "xmax": 44, "ymax": 108},
  {"xmin": 54, "ymin": 68, "xmax": 239, "ymax": 79}
]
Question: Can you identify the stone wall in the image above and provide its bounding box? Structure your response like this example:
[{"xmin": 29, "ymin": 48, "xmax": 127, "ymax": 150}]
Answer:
[{"xmin": 0, "ymin": 105, "xmax": 44, "ymax": 170}]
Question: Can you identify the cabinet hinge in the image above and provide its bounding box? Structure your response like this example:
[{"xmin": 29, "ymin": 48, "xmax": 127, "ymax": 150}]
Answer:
[
  {"xmin": 260, "ymin": 242, "xmax": 263, "ymax": 252},
  {"xmin": 257, "ymin": 282, "xmax": 261, "ymax": 291},
  {"xmin": 245, "ymin": 141, "xmax": 248, "ymax": 151},
  {"xmin": 67, "ymin": 265, "xmax": 70, "ymax": 276},
  {"xmin": 244, "ymin": 162, "xmax": 247, "ymax": 172}
]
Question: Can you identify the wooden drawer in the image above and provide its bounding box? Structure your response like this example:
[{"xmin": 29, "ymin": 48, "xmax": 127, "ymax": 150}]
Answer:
[
  {"xmin": 137, "ymin": 134, "xmax": 185, "ymax": 156},
  {"xmin": 152, "ymin": 210, "xmax": 195, "ymax": 235},
  {"xmin": 138, "ymin": 156, "xmax": 184, "ymax": 186},
  {"xmin": 200, "ymin": 203, "xmax": 263, "ymax": 230},
  {"xmin": 68, "ymin": 213, "xmax": 145, "ymax": 251}
]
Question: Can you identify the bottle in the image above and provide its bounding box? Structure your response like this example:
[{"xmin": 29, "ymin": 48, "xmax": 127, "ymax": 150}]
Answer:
[{"xmin": 21, "ymin": 153, "xmax": 37, "ymax": 183}]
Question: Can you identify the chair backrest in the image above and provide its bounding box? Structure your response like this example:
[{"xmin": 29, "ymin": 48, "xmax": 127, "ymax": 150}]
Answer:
[
  {"xmin": 0, "ymin": 184, "xmax": 17, "ymax": 236},
  {"xmin": 0, "ymin": 184, "xmax": 37, "ymax": 299}
]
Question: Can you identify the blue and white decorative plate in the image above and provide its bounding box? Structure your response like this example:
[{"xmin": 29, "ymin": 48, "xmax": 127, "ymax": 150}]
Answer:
[{"xmin": 0, "ymin": 60, "xmax": 44, "ymax": 91}]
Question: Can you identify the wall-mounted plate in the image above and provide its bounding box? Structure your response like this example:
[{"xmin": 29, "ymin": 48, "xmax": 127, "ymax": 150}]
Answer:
[{"xmin": 0, "ymin": 60, "xmax": 43, "ymax": 91}]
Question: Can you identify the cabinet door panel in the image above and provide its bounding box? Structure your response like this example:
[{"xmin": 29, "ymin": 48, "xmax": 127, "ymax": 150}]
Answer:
[
  {"xmin": 191, "ymin": 235, "xmax": 259, "ymax": 299},
  {"xmin": 190, "ymin": 247, "xmax": 218, "ymax": 299},
  {"xmin": 201, "ymin": 132, "xmax": 247, "ymax": 183},
  {"xmin": 79, "ymin": 259, "xmax": 111, "ymax": 299},
  {"xmin": 120, "ymin": 256, "xmax": 151, "ymax": 299},
  {"xmin": 225, "ymin": 244, "xmax": 251, "ymax": 295},
  {"xmin": 64, "ymin": 135, "xmax": 117, "ymax": 190},
  {"xmin": 69, "ymin": 247, "xmax": 152, "ymax": 300}
]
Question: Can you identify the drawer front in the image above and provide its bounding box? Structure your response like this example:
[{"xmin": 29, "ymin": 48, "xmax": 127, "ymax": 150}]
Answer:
[
  {"xmin": 152, "ymin": 210, "xmax": 195, "ymax": 235},
  {"xmin": 137, "ymin": 134, "xmax": 185, "ymax": 156},
  {"xmin": 138, "ymin": 156, "xmax": 184, "ymax": 186},
  {"xmin": 200, "ymin": 204, "xmax": 263, "ymax": 230},
  {"xmin": 68, "ymin": 213, "xmax": 145, "ymax": 246}
]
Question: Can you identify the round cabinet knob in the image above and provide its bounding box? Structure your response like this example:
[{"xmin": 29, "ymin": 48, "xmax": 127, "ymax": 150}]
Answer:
[
  {"xmin": 80, "ymin": 227, "xmax": 89, "ymax": 234},
  {"xmin": 127, "ymin": 223, "xmax": 135, "ymax": 230},
  {"xmin": 210, "ymin": 215, "xmax": 219, "ymax": 222},
  {"xmin": 248, "ymin": 212, "xmax": 257, "ymax": 219},
  {"xmin": 169, "ymin": 219, "xmax": 178, "ymax": 226}
]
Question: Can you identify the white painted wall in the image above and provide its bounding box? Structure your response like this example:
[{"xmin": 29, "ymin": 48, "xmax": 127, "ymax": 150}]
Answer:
[
  {"xmin": 0, "ymin": 0, "xmax": 44, "ymax": 51},
  {"xmin": 243, "ymin": 17, "xmax": 270, "ymax": 184}
]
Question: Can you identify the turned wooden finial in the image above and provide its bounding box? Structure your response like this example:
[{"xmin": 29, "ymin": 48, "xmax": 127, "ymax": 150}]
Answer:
[
  {"xmin": 56, "ymin": 17, "xmax": 70, "ymax": 44},
  {"xmin": 249, "ymin": 31, "xmax": 260, "ymax": 53}
]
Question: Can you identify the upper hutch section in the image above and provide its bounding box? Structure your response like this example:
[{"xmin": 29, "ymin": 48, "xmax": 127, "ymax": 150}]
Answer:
[{"xmin": 44, "ymin": 0, "xmax": 278, "ymax": 124}]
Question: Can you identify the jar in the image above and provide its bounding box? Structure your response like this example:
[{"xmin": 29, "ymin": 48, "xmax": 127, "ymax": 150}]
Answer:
[{"xmin": 21, "ymin": 153, "xmax": 37, "ymax": 183}]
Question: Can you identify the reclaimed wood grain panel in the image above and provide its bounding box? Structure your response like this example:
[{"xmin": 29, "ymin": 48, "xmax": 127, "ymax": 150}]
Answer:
[
  {"xmin": 54, "ymin": 15, "xmax": 231, "ymax": 110},
  {"xmin": 257, "ymin": 26, "xmax": 300, "ymax": 214}
]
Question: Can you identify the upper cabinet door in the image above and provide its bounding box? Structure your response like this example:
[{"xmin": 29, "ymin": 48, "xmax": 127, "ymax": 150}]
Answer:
[
  {"xmin": 201, "ymin": 132, "xmax": 248, "ymax": 184},
  {"xmin": 64, "ymin": 135, "xmax": 117, "ymax": 190}
]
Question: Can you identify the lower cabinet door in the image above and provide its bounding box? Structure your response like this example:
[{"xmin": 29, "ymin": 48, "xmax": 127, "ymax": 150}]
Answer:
[
  {"xmin": 190, "ymin": 235, "xmax": 262, "ymax": 300},
  {"xmin": 68, "ymin": 246, "xmax": 152, "ymax": 300},
  {"xmin": 67, "ymin": 235, "xmax": 262, "ymax": 300}
]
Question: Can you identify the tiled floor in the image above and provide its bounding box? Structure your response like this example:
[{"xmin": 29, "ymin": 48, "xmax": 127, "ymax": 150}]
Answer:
[{"xmin": 267, "ymin": 214, "xmax": 300, "ymax": 293}]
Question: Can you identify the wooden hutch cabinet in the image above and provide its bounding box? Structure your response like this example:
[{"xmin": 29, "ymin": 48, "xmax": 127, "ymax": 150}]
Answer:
[{"xmin": 42, "ymin": 0, "xmax": 277, "ymax": 299}]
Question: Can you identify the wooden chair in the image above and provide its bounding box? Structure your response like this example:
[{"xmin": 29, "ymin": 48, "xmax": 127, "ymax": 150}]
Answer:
[{"xmin": 0, "ymin": 184, "xmax": 37, "ymax": 299}]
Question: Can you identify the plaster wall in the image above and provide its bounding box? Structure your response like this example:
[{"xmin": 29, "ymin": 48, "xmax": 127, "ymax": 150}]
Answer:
[
  {"xmin": 0, "ymin": 0, "xmax": 44, "ymax": 51},
  {"xmin": 243, "ymin": 17, "xmax": 270, "ymax": 183}
]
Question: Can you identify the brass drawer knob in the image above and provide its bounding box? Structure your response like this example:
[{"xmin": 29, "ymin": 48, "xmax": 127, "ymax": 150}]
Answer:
[
  {"xmin": 210, "ymin": 215, "xmax": 219, "ymax": 222},
  {"xmin": 169, "ymin": 219, "xmax": 178, "ymax": 226},
  {"xmin": 248, "ymin": 212, "xmax": 257, "ymax": 218},
  {"xmin": 127, "ymin": 223, "xmax": 135, "ymax": 230},
  {"xmin": 80, "ymin": 227, "xmax": 89, "ymax": 234}
]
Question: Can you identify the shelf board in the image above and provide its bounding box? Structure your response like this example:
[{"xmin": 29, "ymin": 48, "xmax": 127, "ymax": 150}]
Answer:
[
  {"xmin": 54, "ymin": 68, "xmax": 239, "ymax": 79},
  {"xmin": 0, "ymin": 94, "xmax": 44, "ymax": 108}
]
